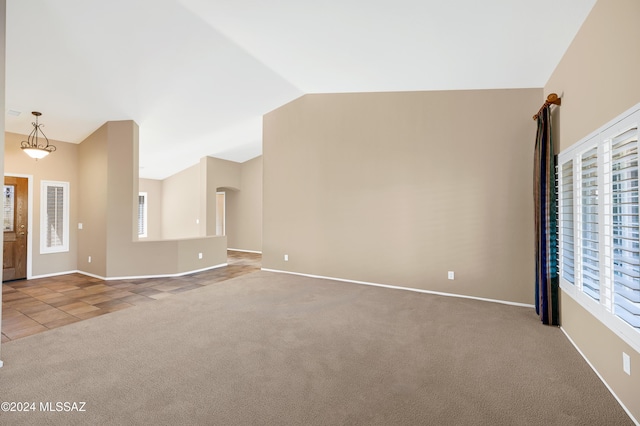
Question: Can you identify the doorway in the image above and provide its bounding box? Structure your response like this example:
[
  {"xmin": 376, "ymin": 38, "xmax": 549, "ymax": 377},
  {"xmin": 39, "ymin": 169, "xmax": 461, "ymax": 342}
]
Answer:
[
  {"xmin": 3, "ymin": 176, "xmax": 28, "ymax": 282},
  {"xmin": 216, "ymin": 191, "xmax": 225, "ymax": 236}
]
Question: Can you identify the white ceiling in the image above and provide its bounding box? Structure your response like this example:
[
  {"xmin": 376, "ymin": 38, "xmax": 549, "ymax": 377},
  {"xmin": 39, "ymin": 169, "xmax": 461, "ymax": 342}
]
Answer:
[{"xmin": 5, "ymin": 0, "xmax": 596, "ymax": 180}]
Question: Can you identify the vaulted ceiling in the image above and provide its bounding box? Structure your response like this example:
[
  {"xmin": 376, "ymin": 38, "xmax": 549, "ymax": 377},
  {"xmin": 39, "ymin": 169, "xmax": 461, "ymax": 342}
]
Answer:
[{"xmin": 6, "ymin": 0, "xmax": 596, "ymax": 179}]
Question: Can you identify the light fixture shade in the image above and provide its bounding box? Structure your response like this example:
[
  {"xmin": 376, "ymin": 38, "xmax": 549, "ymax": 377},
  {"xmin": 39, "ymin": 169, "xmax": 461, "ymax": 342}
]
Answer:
[
  {"xmin": 20, "ymin": 111, "xmax": 56, "ymax": 159},
  {"xmin": 22, "ymin": 147, "xmax": 51, "ymax": 159}
]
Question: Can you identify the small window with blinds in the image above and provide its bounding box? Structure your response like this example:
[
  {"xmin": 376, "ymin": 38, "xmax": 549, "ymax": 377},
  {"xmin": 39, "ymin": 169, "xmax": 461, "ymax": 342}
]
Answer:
[
  {"xmin": 611, "ymin": 127, "xmax": 640, "ymax": 329},
  {"xmin": 581, "ymin": 147, "xmax": 600, "ymax": 301},
  {"xmin": 138, "ymin": 192, "xmax": 148, "ymax": 238},
  {"xmin": 558, "ymin": 103, "xmax": 640, "ymax": 353},
  {"xmin": 559, "ymin": 160, "xmax": 575, "ymax": 284},
  {"xmin": 40, "ymin": 181, "xmax": 70, "ymax": 254}
]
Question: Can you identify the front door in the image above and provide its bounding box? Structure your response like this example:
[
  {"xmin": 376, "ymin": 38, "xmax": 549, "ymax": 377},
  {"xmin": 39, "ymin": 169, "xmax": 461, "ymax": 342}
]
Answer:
[{"xmin": 3, "ymin": 177, "xmax": 28, "ymax": 282}]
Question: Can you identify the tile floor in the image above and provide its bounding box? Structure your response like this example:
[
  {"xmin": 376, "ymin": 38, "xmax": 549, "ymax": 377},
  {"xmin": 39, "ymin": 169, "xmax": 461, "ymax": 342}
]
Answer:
[{"xmin": 1, "ymin": 250, "xmax": 261, "ymax": 342}]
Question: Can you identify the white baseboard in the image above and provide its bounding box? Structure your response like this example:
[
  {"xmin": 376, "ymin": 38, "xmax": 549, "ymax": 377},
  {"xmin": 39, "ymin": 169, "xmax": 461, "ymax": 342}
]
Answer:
[
  {"xmin": 228, "ymin": 248, "xmax": 262, "ymax": 254},
  {"xmin": 261, "ymin": 268, "xmax": 535, "ymax": 309},
  {"xmin": 560, "ymin": 327, "xmax": 639, "ymax": 426},
  {"xmin": 28, "ymin": 263, "xmax": 228, "ymax": 281},
  {"xmin": 78, "ymin": 263, "xmax": 228, "ymax": 281},
  {"xmin": 29, "ymin": 270, "xmax": 79, "ymax": 280}
]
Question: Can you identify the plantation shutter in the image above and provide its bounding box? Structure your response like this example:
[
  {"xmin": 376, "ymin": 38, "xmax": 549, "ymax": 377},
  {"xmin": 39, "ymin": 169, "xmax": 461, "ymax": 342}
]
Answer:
[
  {"xmin": 581, "ymin": 147, "xmax": 600, "ymax": 301},
  {"xmin": 558, "ymin": 104, "xmax": 640, "ymax": 349},
  {"xmin": 40, "ymin": 181, "xmax": 69, "ymax": 254},
  {"xmin": 611, "ymin": 126, "xmax": 640, "ymax": 329},
  {"xmin": 560, "ymin": 160, "xmax": 575, "ymax": 284},
  {"xmin": 46, "ymin": 185, "xmax": 65, "ymax": 248}
]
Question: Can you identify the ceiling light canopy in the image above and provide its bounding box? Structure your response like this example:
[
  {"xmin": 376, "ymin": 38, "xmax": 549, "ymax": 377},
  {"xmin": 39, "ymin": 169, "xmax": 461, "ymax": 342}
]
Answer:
[{"xmin": 21, "ymin": 111, "xmax": 56, "ymax": 159}]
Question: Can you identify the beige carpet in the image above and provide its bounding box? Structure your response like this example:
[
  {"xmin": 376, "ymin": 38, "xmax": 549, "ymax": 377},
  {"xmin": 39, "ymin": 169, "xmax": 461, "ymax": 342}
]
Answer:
[{"xmin": 0, "ymin": 271, "xmax": 633, "ymax": 425}]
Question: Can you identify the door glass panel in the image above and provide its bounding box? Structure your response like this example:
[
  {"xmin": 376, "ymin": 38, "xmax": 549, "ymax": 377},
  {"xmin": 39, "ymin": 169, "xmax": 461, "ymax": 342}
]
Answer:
[{"xmin": 4, "ymin": 185, "xmax": 15, "ymax": 232}]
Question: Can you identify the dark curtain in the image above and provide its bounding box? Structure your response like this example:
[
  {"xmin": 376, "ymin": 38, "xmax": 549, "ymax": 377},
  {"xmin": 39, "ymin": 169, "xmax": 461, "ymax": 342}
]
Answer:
[{"xmin": 534, "ymin": 106, "xmax": 559, "ymax": 325}]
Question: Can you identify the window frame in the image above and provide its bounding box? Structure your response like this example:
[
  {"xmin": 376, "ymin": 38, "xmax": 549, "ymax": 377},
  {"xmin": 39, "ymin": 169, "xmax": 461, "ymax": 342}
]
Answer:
[
  {"xmin": 40, "ymin": 180, "xmax": 70, "ymax": 254},
  {"xmin": 558, "ymin": 103, "xmax": 640, "ymax": 354},
  {"xmin": 138, "ymin": 192, "xmax": 148, "ymax": 238}
]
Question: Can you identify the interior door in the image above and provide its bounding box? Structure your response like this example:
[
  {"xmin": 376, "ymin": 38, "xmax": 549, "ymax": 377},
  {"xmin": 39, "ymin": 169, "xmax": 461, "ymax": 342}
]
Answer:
[{"xmin": 3, "ymin": 177, "xmax": 28, "ymax": 282}]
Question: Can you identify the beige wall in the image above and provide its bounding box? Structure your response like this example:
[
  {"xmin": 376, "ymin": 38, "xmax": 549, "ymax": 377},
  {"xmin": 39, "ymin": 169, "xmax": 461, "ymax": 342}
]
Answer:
[
  {"xmin": 77, "ymin": 121, "xmax": 227, "ymax": 278},
  {"xmin": 226, "ymin": 156, "xmax": 262, "ymax": 252},
  {"xmin": 162, "ymin": 163, "xmax": 200, "ymax": 239},
  {"xmin": 140, "ymin": 156, "xmax": 257, "ymax": 245},
  {"xmin": 545, "ymin": 0, "xmax": 640, "ymax": 420},
  {"xmin": 4, "ymin": 119, "xmax": 237, "ymax": 280},
  {"xmin": 5, "ymin": 132, "xmax": 79, "ymax": 276},
  {"xmin": 159, "ymin": 157, "xmax": 242, "ymax": 240},
  {"xmin": 546, "ymin": 0, "xmax": 640, "ymax": 152},
  {"xmin": 139, "ymin": 178, "xmax": 162, "ymax": 240},
  {"xmin": 201, "ymin": 156, "xmax": 241, "ymax": 237},
  {"xmin": 77, "ymin": 125, "xmax": 108, "ymax": 276},
  {"xmin": 263, "ymin": 89, "xmax": 541, "ymax": 304}
]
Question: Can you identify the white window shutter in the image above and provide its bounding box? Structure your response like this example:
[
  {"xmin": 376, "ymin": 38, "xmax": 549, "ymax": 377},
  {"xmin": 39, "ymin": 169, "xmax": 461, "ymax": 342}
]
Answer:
[{"xmin": 40, "ymin": 181, "xmax": 69, "ymax": 253}]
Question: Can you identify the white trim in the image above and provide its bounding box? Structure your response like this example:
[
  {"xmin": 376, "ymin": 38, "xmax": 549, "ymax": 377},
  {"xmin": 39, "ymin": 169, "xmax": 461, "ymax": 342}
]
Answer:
[
  {"xmin": 562, "ymin": 102, "xmax": 640, "ymax": 158},
  {"xmin": 560, "ymin": 327, "xmax": 639, "ymax": 426},
  {"xmin": 30, "ymin": 262, "xmax": 228, "ymax": 281},
  {"xmin": 40, "ymin": 180, "xmax": 70, "ymax": 254},
  {"xmin": 561, "ymin": 280, "xmax": 640, "ymax": 354},
  {"xmin": 228, "ymin": 248, "xmax": 262, "ymax": 254},
  {"xmin": 261, "ymin": 268, "xmax": 535, "ymax": 308}
]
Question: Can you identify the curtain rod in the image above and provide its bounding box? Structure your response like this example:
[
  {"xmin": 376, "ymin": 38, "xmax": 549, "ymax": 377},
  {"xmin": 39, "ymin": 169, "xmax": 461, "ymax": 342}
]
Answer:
[{"xmin": 532, "ymin": 93, "xmax": 561, "ymax": 120}]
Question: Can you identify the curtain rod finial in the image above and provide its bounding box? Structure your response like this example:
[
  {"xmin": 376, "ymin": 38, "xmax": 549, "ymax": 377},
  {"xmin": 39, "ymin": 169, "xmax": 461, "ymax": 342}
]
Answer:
[
  {"xmin": 547, "ymin": 93, "xmax": 561, "ymax": 105},
  {"xmin": 533, "ymin": 93, "xmax": 562, "ymax": 120}
]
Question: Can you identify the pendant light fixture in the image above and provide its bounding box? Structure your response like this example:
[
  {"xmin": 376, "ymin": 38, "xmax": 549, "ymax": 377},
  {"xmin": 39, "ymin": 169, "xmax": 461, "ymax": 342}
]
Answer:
[{"xmin": 21, "ymin": 111, "xmax": 56, "ymax": 159}]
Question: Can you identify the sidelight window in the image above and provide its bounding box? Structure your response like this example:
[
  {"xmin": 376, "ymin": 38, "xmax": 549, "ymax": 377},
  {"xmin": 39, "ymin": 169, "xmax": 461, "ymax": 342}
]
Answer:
[
  {"xmin": 4, "ymin": 185, "xmax": 15, "ymax": 232},
  {"xmin": 138, "ymin": 192, "xmax": 148, "ymax": 238},
  {"xmin": 41, "ymin": 181, "xmax": 69, "ymax": 253}
]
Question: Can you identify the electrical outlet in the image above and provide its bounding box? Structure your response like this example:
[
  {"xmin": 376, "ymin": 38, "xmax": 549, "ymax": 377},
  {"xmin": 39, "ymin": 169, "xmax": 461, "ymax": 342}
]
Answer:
[
  {"xmin": 284, "ymin": 254, "xmax": 289, "ymax": 261},
  {"xmin": 88, "ymin": 256, "xmax": 92, "ymax": 263},
  {"xmin": 623, "ymin": 352, "xmax": 631, "ymax": 375},
  {"xmin": 198, "ymin": 252, "xmax": 203, "ymax": 260},
  {"xmin": 448, "ymin": 271, "xmax": 454, "ymax": 280},
  {"xmin": 78, "ymin": 223, "xmax": 83, "ymax": 230}
]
